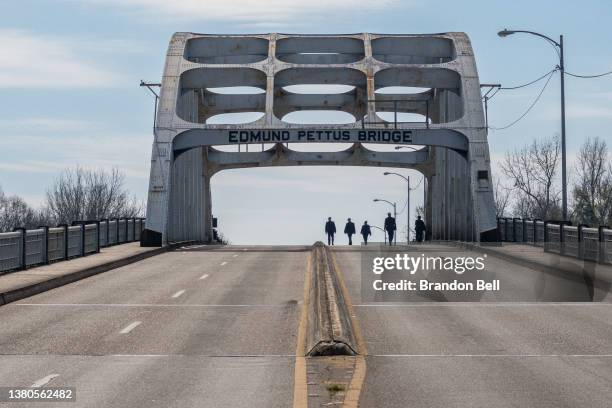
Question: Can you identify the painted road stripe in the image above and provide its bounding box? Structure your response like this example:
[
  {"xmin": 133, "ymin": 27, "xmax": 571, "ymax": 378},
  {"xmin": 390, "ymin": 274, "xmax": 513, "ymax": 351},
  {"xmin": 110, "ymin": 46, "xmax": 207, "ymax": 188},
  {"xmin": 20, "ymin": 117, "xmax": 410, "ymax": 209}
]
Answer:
[
  {"xmin": 352, "ymin": 302, "xmax": 612, "ymax": 307},
  {"xmin": 31, "ymin": 374, "xmax": 59, "ymax": 388},
  {"xmin": 111, "ymin": 354, "xmax": 295, "ymax": 358},
  {"xmin": 232, "ymin": 254, "xmax": 238, "ymax": 258},
  {"xmin": 292, "ymin": 251, "xmax": 311, "ymax": 408},
  {"xmin": 172, "ymin": 290, "xmax": 186, "ymax": 298},
  {"xmin": 199, "ymin": 273, "xmax": 209, "ymax": 280},
  {"xmin": 372, "ymin": 354, "xmax": 612, "ymax": 357},
  {"xmin": 17, "ymin": 303, "xmax": 289, "ymax": 308},
  {"xmin": 220, "ymin": 261, "xmax": 228, "ymax": 266},
  {"xmin": 120, "ymin": 321, "xmax": 142, "ymax": 334}
]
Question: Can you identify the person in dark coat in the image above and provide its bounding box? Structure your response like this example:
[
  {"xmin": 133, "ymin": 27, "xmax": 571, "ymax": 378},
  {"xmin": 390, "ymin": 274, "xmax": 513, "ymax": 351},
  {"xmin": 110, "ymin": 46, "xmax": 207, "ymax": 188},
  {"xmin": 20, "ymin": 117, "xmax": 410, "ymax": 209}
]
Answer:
[
  {"xmin": 384, "ymin": 212, "xmax": 396, "ymax": 245},
  {"xmin": 415, "ymin": 215, "xmax": 426, "ymax": 242},
  {"xmin": 360, "ymin": 221, "xmax": 372, "ymax": 245},
  {"xmin": 325, "ymin": 217, "xmax": 336, "ymax": 245},
  {"xmin": 344, "ymin": 218, "xmax": 356, "ymax": 245}
]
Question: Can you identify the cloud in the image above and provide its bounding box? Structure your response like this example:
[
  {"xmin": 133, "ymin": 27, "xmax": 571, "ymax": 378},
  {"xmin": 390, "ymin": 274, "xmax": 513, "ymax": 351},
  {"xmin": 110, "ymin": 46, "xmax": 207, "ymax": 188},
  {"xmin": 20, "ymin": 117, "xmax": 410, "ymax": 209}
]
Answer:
[
  {"xmin": 0, "ymin": 29, "xmax": 125, "ymax": 89},
  {"xmin": 72, "ymin": 0, "xmax": 400, "ymax": 24},
  {"xmin": 0, "ymin": 117, "xmax": 97, "ymax": 132}
]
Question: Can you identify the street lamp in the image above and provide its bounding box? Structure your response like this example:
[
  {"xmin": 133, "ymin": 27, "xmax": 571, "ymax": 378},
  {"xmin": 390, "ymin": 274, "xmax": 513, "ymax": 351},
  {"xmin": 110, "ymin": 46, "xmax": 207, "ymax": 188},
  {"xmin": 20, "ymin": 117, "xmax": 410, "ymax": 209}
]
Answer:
[
  {"xmin": 373, "ymin": 198, "xmax": 397, "ymax": 244},
  {"xmin": 497, "ymin": 28, "xmax": 568, "ymax": 221},
  {"xmin": 369, "ymin": 225, "xmax": 386, "ymax": 244},
  {"xmin": 384, "ymin": 172, "xmax": 424, "ymax": 243}
]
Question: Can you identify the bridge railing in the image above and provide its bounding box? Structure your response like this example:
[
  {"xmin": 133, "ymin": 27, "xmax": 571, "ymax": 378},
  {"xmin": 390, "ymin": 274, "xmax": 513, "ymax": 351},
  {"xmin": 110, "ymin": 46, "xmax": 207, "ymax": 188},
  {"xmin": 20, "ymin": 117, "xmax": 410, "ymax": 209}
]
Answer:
[
  {"xmin": 0, "ymin": 218, "xmax": 146, "ymax": 274},
  {"xmin": 497, "ymin": 218, "xmax": 612, "ymax": 265}
]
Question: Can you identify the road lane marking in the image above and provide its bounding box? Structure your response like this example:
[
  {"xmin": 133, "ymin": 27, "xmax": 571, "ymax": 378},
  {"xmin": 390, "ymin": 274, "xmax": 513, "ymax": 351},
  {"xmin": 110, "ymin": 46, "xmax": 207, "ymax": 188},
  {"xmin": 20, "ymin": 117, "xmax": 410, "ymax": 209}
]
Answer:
[
  {"xmin": 352, "ymin": 303, "xmax": 612, "ymax": 307},
  {"xmin": 220, "ymin": 261, "xmax": 228, "ymax": 266},
  {"xmin": 17, "ymin": 303, "xmax": 289, "ymax": 308},
  {"xmin": 171, "ymin": 290, "xmax": 186, "ymax": 298},
  {"xmin": 371, "ymin": 354, "xmax": 612, "ymax": 358},
  {"xmin": 31, "ymin": 374, "xmax": 59, "ymax": 388},
  {"xmin": 292, "ymin": 252, "xmax": 311, "ymax": 408},
  {"xmin": 232, "ymin": 254, "xmax": 238, "ymax": 258},
  {"xmin": 199, "ymin": 274, "xmax": 209, "ymax": 280},
  {"xmin": 119, "ymin": 321, "xmax": 142, "ymax": 334},
  {"xmin": 330, "ymin": 250, "xmax": 367, "ymax": 408},
  {"xmin": 111, "ymin": 354, "xmax": 296, "ymax": 358}
]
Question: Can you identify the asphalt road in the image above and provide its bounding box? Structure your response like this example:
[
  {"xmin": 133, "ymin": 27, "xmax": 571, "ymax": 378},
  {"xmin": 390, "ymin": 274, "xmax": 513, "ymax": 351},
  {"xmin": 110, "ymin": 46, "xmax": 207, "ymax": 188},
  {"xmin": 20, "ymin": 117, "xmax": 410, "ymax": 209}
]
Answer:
[
  {"xmin": 334, "ymin": 244, "xmax": 612, "ymax": 408},
  {"xmin": 0, "ymin": 246, "xmax": 309, "ymax": 408},
  {"xmin": 2, "ymin": 243, "xmax": 611, "ymax": 407}
]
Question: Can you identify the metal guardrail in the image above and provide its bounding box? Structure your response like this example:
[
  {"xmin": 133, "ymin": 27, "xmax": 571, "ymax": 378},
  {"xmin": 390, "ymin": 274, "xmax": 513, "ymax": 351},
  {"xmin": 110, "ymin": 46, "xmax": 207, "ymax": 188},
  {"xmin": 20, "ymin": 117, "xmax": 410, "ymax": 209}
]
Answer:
[
  {"xmin": 497, "ymin": 217, "xmax": 612, "ymax": 265},
  {"xmin": 0, "ymin": 218, "xmax": 145, "ymax": 274}
]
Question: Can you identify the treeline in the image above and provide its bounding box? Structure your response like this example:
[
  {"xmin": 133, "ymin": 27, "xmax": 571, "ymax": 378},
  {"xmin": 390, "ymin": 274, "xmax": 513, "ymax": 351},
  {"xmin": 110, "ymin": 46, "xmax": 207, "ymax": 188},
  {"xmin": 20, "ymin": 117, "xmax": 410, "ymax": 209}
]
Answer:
[
  {"xmin": 0, "ymin": 167, "xmax": 144, "ymax": 233},
  {"xmin": 495, "ymin": 135, "xmax": 612, "ymax": 226}
]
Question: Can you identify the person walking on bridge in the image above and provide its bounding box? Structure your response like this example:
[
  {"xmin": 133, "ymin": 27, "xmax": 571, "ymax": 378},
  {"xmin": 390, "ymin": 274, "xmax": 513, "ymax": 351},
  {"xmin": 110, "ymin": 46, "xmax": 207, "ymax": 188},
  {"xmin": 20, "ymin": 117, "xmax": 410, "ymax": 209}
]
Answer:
[
  {"xmin": 325, "ymin": 217, "xmax": 336, "ymax": 245},
  {"xmin": 344, "ymin": 218, "xmax": 356, "ymax": 245},
  {"xmin": 361, "ymin": 221, "xmax": 372, "ymax": 245},
  {"xmin": 384, "ymin": 212, "xmax": 396, "ymax": 245},
  {"xmin": 415, "ymin": 215, "xmax": 426, "ymax": 243}
]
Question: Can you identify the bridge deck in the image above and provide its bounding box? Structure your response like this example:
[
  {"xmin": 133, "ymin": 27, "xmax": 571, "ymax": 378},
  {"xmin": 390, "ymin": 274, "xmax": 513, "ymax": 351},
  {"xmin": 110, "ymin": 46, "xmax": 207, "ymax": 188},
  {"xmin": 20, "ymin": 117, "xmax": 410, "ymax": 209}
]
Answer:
[{"xmin": 0, "ymin": 244, "xmax": 610, "ymax": 407}]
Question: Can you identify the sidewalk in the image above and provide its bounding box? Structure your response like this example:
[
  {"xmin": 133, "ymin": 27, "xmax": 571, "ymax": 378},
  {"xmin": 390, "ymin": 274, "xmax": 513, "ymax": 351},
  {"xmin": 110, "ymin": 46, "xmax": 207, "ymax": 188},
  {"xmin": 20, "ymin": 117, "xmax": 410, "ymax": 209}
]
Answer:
[
  {"xmin": 457, "ymin": 242, "xmax": 612, "ymax": 284},
  {"xmin": 0, "ymin": 243, "xmax": 166, "ymax": 305}
]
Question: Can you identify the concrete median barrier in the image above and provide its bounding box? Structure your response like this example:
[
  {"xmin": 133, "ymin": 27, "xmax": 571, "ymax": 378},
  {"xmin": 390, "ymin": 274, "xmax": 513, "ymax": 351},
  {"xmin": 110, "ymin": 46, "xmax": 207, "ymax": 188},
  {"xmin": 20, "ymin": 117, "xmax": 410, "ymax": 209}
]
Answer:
[{"xmin": 306, "ymin": 242, "xmax": 358, "ymax": 356}]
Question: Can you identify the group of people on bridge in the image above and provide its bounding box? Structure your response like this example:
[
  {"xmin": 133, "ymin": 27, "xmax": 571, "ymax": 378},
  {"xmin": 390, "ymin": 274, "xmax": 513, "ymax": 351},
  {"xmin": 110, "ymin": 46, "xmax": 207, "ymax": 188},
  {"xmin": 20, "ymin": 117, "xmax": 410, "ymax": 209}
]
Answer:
[{"xmin": 324, "ymin": 214, "xmax": 426, "ymax": 245}]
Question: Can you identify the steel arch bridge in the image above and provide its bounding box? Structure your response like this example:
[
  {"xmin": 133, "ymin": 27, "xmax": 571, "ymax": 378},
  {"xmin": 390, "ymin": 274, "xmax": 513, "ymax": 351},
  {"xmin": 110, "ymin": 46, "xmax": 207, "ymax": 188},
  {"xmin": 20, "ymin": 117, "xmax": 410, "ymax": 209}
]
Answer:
[{"xmin": 142, "ymin": 32, "xmax": 497, "ymax": 246}]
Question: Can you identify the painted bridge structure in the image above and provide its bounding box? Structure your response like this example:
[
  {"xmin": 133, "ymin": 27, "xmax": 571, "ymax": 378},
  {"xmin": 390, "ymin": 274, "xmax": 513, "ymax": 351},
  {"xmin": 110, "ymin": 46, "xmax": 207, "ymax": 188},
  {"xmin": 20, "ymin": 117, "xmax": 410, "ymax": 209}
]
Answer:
[{"xmin": 142, "ymin": 32, "xmax": 497, "ymax": 246}]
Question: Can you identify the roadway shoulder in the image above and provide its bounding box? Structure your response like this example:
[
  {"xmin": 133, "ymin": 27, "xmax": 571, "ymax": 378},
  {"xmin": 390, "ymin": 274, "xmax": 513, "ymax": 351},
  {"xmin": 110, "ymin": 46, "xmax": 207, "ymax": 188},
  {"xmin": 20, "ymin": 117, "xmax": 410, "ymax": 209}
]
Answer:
[{"xmin": 0, "ymin": 242, "xmax": 189, "ymax": 306}]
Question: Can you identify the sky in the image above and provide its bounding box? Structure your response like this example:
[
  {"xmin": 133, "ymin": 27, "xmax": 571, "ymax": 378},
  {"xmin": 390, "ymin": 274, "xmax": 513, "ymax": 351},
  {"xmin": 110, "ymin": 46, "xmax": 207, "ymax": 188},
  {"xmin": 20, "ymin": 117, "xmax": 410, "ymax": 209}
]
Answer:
[{"xmin": 1, "ymin": 0, "xmax": 611, "ymax": 244}]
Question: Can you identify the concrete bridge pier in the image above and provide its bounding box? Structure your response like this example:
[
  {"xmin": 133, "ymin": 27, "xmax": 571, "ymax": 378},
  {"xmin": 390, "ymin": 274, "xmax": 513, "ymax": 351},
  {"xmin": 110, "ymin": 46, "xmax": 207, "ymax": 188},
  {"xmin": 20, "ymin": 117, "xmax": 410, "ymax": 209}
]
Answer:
[{"xmin": 167, "ymin": 147, "xmax": 213, "ymax": 243}]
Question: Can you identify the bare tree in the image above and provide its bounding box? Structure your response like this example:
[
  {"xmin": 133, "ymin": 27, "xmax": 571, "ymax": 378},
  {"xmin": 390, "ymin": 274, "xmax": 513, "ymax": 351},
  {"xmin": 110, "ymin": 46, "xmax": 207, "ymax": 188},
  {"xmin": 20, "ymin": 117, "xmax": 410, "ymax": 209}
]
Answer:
[
  {"xmin": 0, "ymin": 186, "xmax": 38, "ymax": 232},
  {"xmin": 493, "ymin": 178, "xmax": 511, "ymax": 218},
  {"xmin": 501, "ymin": 134, "xmax": 562, "ymax": 220},
  {"xmin": 46, "ymin": 167, "xmax": 144, "ymax": 225},
  {"xmin": 572, "ymin": 137, "xmax": 612, "ymax": 226}
]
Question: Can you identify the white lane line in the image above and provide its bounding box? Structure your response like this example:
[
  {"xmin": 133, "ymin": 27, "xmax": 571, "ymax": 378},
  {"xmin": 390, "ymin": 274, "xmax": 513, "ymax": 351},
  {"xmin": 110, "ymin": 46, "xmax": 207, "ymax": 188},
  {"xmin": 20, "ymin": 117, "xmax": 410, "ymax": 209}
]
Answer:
[
  {"xmin": 232, "ymin": 254, "xmax": 238, "ymax": 258},
  {"xmin": 111, "ymin": 354, "xmax": 295, "ymax": 358},
  {"xmin": 199, "ymin": 273, "xmax": 209, "ymax": 280},
  {"xmin": 353, "ymin": 303, "xmax": 612, "ymax": 307},
  {"xmin": 31, "ymin": 374, "xmax": 59, "ymax": 388},
  {"xmin": 220, "ymin": 261, "xmax": 228, "ymax": 266},
  {"xmin": 17, "ymin": 303, "xmax": 288, "ymax": 308},
  {"xmin": 372, "ymin": 354, "xmax": 612, "ymax": 358},
  {"xmin": 171, "ymin": 290, "xmax": 186, "ymax": 298},
  {"xmin": 119, "ymin": 321, "xmax": 142, "ymax": 334}
]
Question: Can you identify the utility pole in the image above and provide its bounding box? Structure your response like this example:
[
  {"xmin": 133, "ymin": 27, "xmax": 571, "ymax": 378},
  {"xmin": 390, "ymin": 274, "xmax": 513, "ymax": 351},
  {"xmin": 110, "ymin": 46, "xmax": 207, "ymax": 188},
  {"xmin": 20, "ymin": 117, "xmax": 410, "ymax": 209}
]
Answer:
[
  {"xmin": 498, "ymin": 29, "xmax": 567, "ymax": 220},
  {"xmin": 480, "ymin": 84, "xmax": 502, "ymax": 129}
]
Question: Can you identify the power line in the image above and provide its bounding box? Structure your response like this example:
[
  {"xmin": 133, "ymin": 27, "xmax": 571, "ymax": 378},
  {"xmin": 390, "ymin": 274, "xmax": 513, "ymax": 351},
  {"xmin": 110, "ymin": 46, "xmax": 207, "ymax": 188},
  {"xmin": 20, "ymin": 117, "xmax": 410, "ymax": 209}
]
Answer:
[
  {"xmin": 489, "ymin": 69, "xmax": 557, "ymax": 130},
  {"xmin": 565, "ymin": 69, "xmax": 612, "ymax": 78},
  {"xmin": 500, "ymin": 68, "xmax": 558, "ymax": 90}
]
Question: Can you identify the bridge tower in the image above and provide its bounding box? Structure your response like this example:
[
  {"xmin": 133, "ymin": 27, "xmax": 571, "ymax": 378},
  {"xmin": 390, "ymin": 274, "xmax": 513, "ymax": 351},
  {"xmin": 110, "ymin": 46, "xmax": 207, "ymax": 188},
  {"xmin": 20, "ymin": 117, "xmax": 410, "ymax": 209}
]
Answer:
[{"xmin": 141, "ymin": 33, "xmax": 497, "ymax": 246}]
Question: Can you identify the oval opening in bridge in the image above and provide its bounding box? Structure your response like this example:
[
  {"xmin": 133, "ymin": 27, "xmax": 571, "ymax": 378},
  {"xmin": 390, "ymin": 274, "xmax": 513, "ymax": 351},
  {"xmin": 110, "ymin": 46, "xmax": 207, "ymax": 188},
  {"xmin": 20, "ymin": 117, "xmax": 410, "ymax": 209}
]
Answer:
[
  {"xmin": 284, "ymin": 142, "xmax": 353, "ymax": 152},
  {"xmin": 184, "ymin": 36, "xmax": 269, "ymax": 64},
  {"xmin": 371, "ymin": 36, "xmax": 455, "ymax": 64},
  {"xmin": 206, "ymin": 112, "xmax": 265, "ymax": 125},
  {"xmin": 282, "ymin": 85, "xmax": 355, "ymax": 94},
  {"xmin": 281, "ymin": 111, "xmax": 356, "ymax": 125},
  {"xmin": 207, "ymin": 86, "xmax": 265, "ymax": 95},
  {"xmin": 376, "ymin": 112, "xmax": 431, "ymax": 124},
  {"xmin": 375, "ymin": 86, "xmax": 431, "ymax": 94},
  {"xmin": 276, "ymin": 36, "xmax": 365, "ymax": 64}
]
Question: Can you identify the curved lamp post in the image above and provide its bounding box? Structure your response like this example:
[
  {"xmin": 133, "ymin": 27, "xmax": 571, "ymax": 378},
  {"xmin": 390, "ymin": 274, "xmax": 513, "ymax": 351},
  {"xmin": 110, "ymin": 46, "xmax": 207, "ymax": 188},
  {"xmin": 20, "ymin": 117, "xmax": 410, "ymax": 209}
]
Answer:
[
  {"xmin": 384, "ymin": 172, "xmax": 424, "ymax": 243},
  {"xmin": 497, "ymin": 29, "xmax": 567, "ymax": 221},
  {"xmin": 369, "ymin": 225, "xmax": 386, "ymax": 244},
  {"xmin": 373, "ymin": 198, "xmax": 397, "ymax": 244}
]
